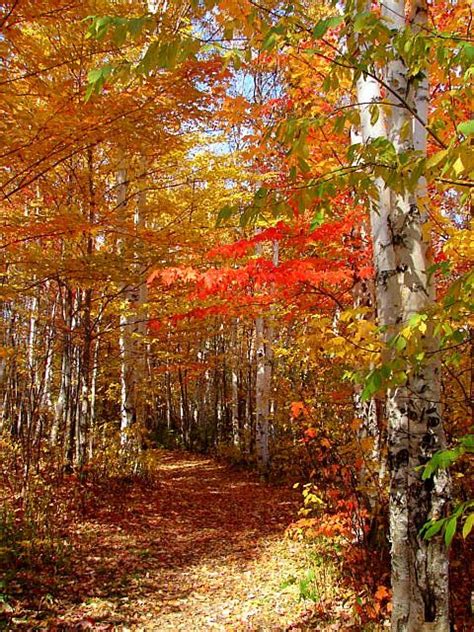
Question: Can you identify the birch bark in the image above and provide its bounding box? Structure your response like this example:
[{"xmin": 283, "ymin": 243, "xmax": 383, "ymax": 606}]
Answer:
[
  {"xmin": 255, "ymin": 311, "xmax": 270, "ymax": 472},
  {"xmin": 117, "ymin": 158, "xmax": 149, "ymax": 446},
  {"xmin": 255, "ymin": 240, "xmax": 278, "ymax": 475},
  {"xmin": 353, "ymin": 0, "xmax": 450, "ymax": 628},
  {"xmin": 350, "ymin": 128, "xmax": 386, "ymax": 526},
  {"xmin": 116, "ymin": 162, "xmax": 135, "ymax": 443},
  {"xmin": 231, "ymin": 318, "xmax": 241, "ymax": 446}
]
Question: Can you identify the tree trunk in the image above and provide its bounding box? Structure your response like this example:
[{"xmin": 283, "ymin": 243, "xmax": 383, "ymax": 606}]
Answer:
[
  {"xmin": 117, "ymin": 158, "xmax": 149, "ymax": 446},
  {"xmin": 354, "ymin": 1, "xmax": 450, "ymax": 628},
  {"xmin": 255, "ymin": 240, "xmax": 278, "ymax": 475},
  {"xmin": 231, "ymin": 318, "xmax": 241, "ymax": 446},
  {"xmin": 116, "ymin": 161, "xmax": 134, "ymax": 443}
]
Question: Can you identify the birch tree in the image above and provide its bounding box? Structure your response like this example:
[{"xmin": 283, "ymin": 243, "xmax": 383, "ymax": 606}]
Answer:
[
  {"xmin": 116, "ymin": 159, "xmax": 150, "ymax": 447},
  {"xmin": 255, "ymin": 240, "xmax": 279, "ymax": 475},
  {"xmin": 352, "ymin": 0, "xmax": 450, "ymax": 628}
]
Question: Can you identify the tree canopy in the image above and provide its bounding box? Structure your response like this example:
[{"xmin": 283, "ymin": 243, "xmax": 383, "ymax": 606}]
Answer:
[{"xmin": 0, "ymin": 0, "xmax": 472, "ymax": 629}]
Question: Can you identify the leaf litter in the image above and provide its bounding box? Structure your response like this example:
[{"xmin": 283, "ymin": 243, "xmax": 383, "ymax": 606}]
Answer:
[{"xmin": 1, "ymin": 451, "xmax": 338, "ymax": 631}]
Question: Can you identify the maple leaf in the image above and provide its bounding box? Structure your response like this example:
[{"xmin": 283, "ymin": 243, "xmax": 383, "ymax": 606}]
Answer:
[
  {"xmin": 290, "ymin": 401, "xmax": 307, "ymax": 419},
  {"xmin": 374, "ymin": 585, "xmax": 391, "ymax": 602}
]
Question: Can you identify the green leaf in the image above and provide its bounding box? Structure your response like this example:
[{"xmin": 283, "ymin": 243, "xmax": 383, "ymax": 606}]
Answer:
[
  {"xmin": 408, "ymin": 313, "xmax": 426, "ymax": 327},
  {"xmin": 353, "ymin": 11, "xmax": 373, "ymax": 33},
  {"xmin": 393, "ymin": 335, "xmax": 407, "ymax": 351},
  {"xmin": 459, "ymin": 42, "xmax": 474, "ymax": 63},
  {"xmin": 216, "ymin": 205, "xmax": 234, "ymax": 227},
  {"xmin": 85, "ymin": 64, "xmax": 113, "ymax": 101},
  {"xmin": 223, "ymin": 24, "xmax": 234, "ymax": 40},
  {"xmin": 322, "ymin": 75, "xmax": 332, "ymax": 93},
  {"xmin": 461, "ymin": 434, "xmax": 474, "ymax": 451},
  {"xmin": 85, "ymin": 83, "xmax": 96, "ymax": 102},
  {"xmin": 462, "ymin": 513, "xmax": 474, "ymax": 539},
  {"xmin": 427, "ymin": 260, "xmax": 451, "ymax": 280},
  {"xmin": 254, "ymin": 187, "xmax": 268, "ymax": 205},
  {"xmin": 369, "ymin": 104, "xmax": 379, "ymax": 126},
  {"xmin": 280, "ymin": 576, "xmax": 297, "ymax": 589},
  {"xmin": 421, "ymin": 455, "xmax": 437, "ymax": 480},
  {"xmin": 262, "ymin": 30, "xmax": 279, "ymax": 51},
  {"xmin": 422, "ymin": 448, "xmax": 461, "ymax": 480},
  {"xmin": 310, "ymin": 210, "xmax": 325, "ymax": 231},
  {"xmin": 313, "ymin": 16, "xmax": 343, "ymax": 39},
  {"xmin": 239, "ymin": 203, "xmax": 259, "ymax": 227},
  {"xmin": 113, "ymin": 24, "xmax": 128, "ymax": 47},
  {"xmin": 139, "ymin": 40, "xmax": 160, "ymax": 75},
  {"xmin": 91, "ymin": 15, "xmax": 113, "ymax": 40},
  {"xmin": 87, "ymin": 68, "xmax": 103, "ymax": 84},
  {"xmin": 128, "ymin": 16, "xmax": 150, "ymax": 38},
  {"xmin": 421, "ymin": 519, "xmax": 444, "ymax": 539},
  {"xmin": 457, "ymin": 120, "xmax": 474, "ymax": 137},
  {"xmin": 361, "ymin": 368, "xmax": 383, "ymax": 401},
  {"xmin": 298, "ymin": 157, "xmax": 311, "ymax": 174},
  {"xmin": 333, "ymin": 115, "xmax": 346, "ymax": 134},
  {"xmin": 444, "ymin": 516, "xmax": 457, "ymax": 547}
]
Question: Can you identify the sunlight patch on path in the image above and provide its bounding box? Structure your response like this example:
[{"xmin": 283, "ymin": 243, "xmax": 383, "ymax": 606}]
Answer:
[{"xmin": 19, "ymin": 451, "xmax": 322, "ymax": 630}]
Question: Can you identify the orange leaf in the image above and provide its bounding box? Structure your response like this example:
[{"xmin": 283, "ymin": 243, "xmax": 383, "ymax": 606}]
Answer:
[
  {"xmin": 374, "ymin": 585, "xmax": 391, "ymax": 601},
  {"xmin": 290, "ymin": 401, "xmax": 306, "ymax": 419}
]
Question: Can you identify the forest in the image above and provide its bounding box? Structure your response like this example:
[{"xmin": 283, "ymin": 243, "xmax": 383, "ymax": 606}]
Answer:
[{"xmin": 0, "ymin": 0, "xmax": 472, "ymax": 630}]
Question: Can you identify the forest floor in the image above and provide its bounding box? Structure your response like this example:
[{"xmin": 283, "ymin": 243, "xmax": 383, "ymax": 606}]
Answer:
[
  {"xmin": 1, "ymin": 451, "xmax": 365, "ymax": 631},
  {"xmin": 2, "ymin": 452, "xmax": 472, "ymax": 631}
]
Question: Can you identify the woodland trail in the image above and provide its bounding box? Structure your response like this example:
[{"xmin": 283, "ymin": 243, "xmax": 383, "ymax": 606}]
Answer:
[{"xmin": 7, "ymin": 452, "xmax": 322, "ymax": 631}]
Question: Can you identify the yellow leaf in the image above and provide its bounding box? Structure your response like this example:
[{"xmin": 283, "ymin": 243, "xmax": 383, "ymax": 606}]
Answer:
[{"xmin": 452, "ymin": 155, "xmax": 464, "ymax": 176}]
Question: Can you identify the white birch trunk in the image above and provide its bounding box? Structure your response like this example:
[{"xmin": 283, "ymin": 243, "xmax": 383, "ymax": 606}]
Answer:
[
  {"xmin": 116, "ymin": 162, "xmax": 134, "ymax": 443},
  {"xmin": 27, "ymin": 293, "xmax": 37, "ymax": 378},
  {"xmin": 134, "ymin": 158, "xmax": 149, "ymax": 431},
  {"xmin": 347, "ymin": 121, "xmax": 385, "ymax": 521},
  {"xmin": 88, "ymin": 336, "xmax": 100, "ymax": 460},
  {"xmin": 117, "ymin": 158, "xmax": 149, "ymax": 446},
  {"xmin": 354, "ymin": 1, "xmax": 450, "ymax": 628},
  {"xmin": 52, "ymin": 338, "xmax": 67, "ymax": 446},
  {"xmin": 255, "ymin": 240, "xmax": 278, "ymax": 474},
  {"xmin": 41, "ymin": 297, "xmax": 56, "ymax": 412},
  {"xmin": 255, "ymin": 312, "xmax": 270, "ymax": 472},
  {"xmin": 231, "ymin": 318, "xmax": 240, "ymax": 446}
]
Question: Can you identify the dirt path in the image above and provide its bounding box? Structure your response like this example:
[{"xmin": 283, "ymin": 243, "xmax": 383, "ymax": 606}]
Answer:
[{"xmin": 7, "ymin": 452, "xmax": 319, "ymax": 630}]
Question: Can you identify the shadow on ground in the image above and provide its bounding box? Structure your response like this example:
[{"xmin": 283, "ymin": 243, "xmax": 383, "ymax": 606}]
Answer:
[{"xmin": 2, "ymin": 451, "xmax": 299, "ymax": 630}]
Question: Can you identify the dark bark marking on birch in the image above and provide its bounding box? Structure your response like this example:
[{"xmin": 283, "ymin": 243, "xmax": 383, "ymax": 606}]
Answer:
[
  {"xmin": 423, "ymin": 476, "xmax": 434, "ymax": 492},
  {"xmin": 427, "ymin": 415, "xmax": 440, "ymax": 428},
  {"xmin": 423, "ymin": 590, "xmax": 437, "ymax": 622},
  {"xmin": 396, "ymin": 263, "xmax": 408, "ymax": 273},
  {"xmin": 395, "ymin": 448, "xmax": 409, "ymax": 468},
  {"xmin": 407, "ymin": 407, "xmax": 418, "ymax": 421},
  {"xmin": 421, "ymin": 432, "xmax": 436, "ymax": 451},
  {"xmin": 392, "ymin": 234, "xmax": 407, "ymax": 247},
  {"xmin": 412, "ymin": 497, "xmax": 429, "ymax": 530}
]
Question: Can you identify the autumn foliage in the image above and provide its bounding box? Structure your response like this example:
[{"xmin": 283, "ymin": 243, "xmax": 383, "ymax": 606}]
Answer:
[{"xmin": 0, "ymin": 0, "xmax": 472, "ymax": 629}]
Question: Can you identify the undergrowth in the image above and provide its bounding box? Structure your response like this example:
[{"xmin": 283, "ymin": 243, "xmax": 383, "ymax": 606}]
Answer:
[{"xmin": 0, "ymin": 431, "xmax": 163, "ymax": 621}]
